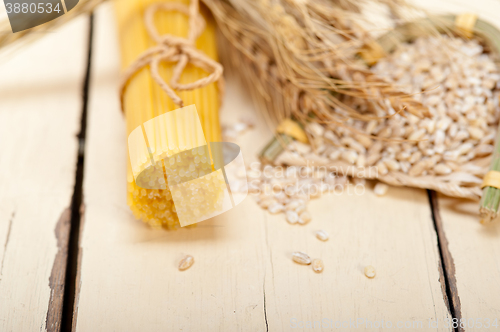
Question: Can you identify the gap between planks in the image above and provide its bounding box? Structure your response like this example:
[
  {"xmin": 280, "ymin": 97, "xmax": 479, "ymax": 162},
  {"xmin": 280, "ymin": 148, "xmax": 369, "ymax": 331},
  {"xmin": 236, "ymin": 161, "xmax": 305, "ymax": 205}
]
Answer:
[
  {"xmin": 428, "ymin": 190, "xmax": 463, "ymax": 332},
  {"xmin": 72, "ymin": 3, "xmax": 457, "ymax": 330},
  {"xmin": 58, "ymin": 14, "xmax": 94, "ymax": 332},
  {"xmin": 0, "ymin": 15, "xmax": 90, "ymax": 332}
]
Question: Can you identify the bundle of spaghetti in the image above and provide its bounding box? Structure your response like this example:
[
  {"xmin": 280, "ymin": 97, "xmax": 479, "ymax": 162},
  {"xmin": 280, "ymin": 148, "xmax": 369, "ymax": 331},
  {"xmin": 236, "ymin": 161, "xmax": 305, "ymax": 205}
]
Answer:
[{"xmin": 115, "ymin": 0, "xmax": 223, "ymax": 229}]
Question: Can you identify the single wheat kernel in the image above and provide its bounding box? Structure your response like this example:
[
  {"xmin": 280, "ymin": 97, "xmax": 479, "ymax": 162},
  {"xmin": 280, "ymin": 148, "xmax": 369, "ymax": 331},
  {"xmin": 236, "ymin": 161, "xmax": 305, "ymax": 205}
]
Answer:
[
  {"xmin": 298, "ymin": 211, "xmax": 311, "ymax": 224},
  {"xmin": 312, "ymin": 259, "xmax": 324, "ymax": 273},
  {"xmin": 434, "ymin": 163, "xmax": 452, "ymax": 175},
  {"xmin": 260, "ymin": 198, "xmax": 277, "ymax": 209},
  {"xmin": 356, "ymin": 154, "xmax": 366, "ymax": 168},
  {"xmin": 316, "ymin": 230, "xmax": 329, "ymax": 241},
  {"xmin": 383, "ymin": 158, "xmax": 400, "ymax": 171},
  {"xmin": 268, "ymin": 203, "xmax": 284, "ymax": 214},
  {"xmin": 178, "ymin": 255, "xmax": 194, "ymax": 271},
  {"xmin": 328, "ymin": 149, "xmax": 341, "ymax": 160},
  {"xmin": 364, "ymin": 265, "xmax": 376, "ymax": 278},
  {"xmin": 374, "ymin": 183, "xmax": 389, "ymax": 196},
  {"xmin": 285, "ymin": 200, "xmax": 302, "ymax": 211},
  {"xmin": 292, "ymin": 251, "xmax": 312, "ymax": 265},
  {"xmin": 307, "ymin": 122, "xmax": 325, "ymax": 137},
  {"xmin": 290, "ymin": 141, "xmax": 311, "ymax": 154},
  {"xmin": 375, "ymin": 161, "xmax": 388, "ymax": 175},
  {"xmin": 295, "ymin": 204, "xmax": 306, "ymax": 214},
  {"xmin": 341, "ymin": 150, "xmax": 358, "ymax": 164},
  {"xmin": 286, "ymin": 210, "xmax": 299, "ymax": 224}
]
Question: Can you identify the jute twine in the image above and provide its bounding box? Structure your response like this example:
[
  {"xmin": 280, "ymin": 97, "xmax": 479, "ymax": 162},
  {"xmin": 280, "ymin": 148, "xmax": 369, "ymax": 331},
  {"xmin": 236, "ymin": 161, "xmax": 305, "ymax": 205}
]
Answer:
[{"xmin": 119, "ymin": 0, "xmax": 224, "ymax": 112}]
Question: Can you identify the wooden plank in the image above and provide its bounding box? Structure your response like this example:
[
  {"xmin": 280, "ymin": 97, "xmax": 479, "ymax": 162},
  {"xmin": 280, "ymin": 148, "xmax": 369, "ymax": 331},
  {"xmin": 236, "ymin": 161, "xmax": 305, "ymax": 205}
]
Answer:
[
  {"xmin": 0, "ymin": 16, "xmax": 89, "ymax": 332},
  {"xmin": 413, "ymin": 0, "xmax": 500, "ymax": 330},
  {"xmin": 75, "ymin": 5, "xmax": 268, "ymax": 330},
  {"xmin": 75, "ymin": 3, "xmax": 451, "ymax": 331},
  {"xmin": 263, "ymin": 187, "xmax": 451, "ymax": 331},
  {"xmin": 434, "ymin": 195, "xmax": 500, "ymax": 331}
]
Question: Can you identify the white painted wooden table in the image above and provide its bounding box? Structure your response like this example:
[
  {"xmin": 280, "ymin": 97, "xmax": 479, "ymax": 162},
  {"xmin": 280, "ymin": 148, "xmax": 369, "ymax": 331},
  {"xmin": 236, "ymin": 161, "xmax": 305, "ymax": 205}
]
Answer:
[
  {"xmin": 0, "ymin": 1, "xmax": 499, "ymax": 331},
  {"xmin": 0, "ymin": 13, "xmax": 89, "ymax": 332}
]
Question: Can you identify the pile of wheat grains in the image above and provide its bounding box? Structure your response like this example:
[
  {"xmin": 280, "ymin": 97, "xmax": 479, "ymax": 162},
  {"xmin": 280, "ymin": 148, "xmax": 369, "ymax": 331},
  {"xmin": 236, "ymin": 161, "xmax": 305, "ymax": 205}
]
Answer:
[
  {"xmin": 235, "ymin": 35, "xmax": 500, "ymax": 274},
  {"xmin": 250, "ymin": 35, "xmax": 500, "ymax": 225}
]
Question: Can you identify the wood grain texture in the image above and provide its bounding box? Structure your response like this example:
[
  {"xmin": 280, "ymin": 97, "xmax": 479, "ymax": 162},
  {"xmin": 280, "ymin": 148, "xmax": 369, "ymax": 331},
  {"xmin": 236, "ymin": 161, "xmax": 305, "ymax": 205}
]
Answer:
[
  {"xmin": 75, "ymin": 6, "xmax": 268, "ymax": 330},
  {"xmin": 74, "ymin": 4, "xmax": 451, "ymax": 331},
  {"xmin": 429, "ymin": 191, "xmax": 462, "ymax": 331},
  {"xmin": 0, "ymin": 16, "xmax": 89, "ymax": 332},
  {"xmin": 435, "ymin": 195, "xmax": 500, "ymax": 330},
  {"xmin": 46, "ymin": 208, "xmax": 72, "ymax": 332},
  {"xmin": 262, "ymin": 186, "xmax": 451, "ymax": 331},
  {"xmin": 416, "ymin": 0, "xmax": 500, "ymax": 330}
]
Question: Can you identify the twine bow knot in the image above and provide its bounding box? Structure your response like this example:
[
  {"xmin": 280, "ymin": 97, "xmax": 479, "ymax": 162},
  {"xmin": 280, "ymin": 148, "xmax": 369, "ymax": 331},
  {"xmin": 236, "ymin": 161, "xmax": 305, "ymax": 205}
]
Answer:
[{"xmin": 120, "ymin": 0, "xmax": 224, "ymax": 111}]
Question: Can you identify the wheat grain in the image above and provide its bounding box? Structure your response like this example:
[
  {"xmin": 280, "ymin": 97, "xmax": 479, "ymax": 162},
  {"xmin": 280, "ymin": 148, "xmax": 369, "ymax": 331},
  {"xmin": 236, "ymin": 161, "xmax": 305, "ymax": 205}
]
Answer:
[
  {"xmin": 312, "ymin": 259, "xmax": 324, "ymax": 273},
  {"xmin": 298, "ymin": 211, "xmax": 311, "ymax": 225},
  {"xmin": 292, "ymin": 252, "xmax": 312, "ymax": 265},
  {"xmin": 374, "ymin": 183, "xmax": 389, "ymax": 196},
  {"xmin": 315, "ymin": 230, "xmax": 329, "ymax": 241},
  {"xmin": 286, "ymin": 210, "xmax": 300, "ymax": 224},
  {"xmin": 265, "ymin": 35, "xmax": 500, "ymax": 199},
  {"xmin": 178, "ymin": 255, "xmax": 194, "ymax": 271},
  {"xmin": 364, "ymin": 265, "xmax": 376, "ymax": 278}
]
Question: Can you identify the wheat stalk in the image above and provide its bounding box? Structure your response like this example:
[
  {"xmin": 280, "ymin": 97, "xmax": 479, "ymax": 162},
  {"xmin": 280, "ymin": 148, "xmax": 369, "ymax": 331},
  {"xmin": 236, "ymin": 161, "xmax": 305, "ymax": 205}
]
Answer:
[{"xmin": 203, "ymin": 0, "xmax": 432, "ymax": 134}]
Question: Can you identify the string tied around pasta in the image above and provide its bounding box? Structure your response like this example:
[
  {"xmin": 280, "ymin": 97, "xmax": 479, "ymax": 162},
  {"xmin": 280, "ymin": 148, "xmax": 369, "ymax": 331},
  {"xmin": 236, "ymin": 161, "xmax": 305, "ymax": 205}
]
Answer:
[{"xmin": 119, "ymin": 0, "xmax": 224, "ymax": 111}]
